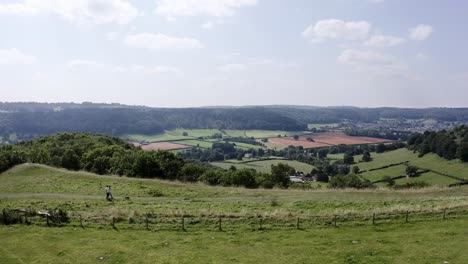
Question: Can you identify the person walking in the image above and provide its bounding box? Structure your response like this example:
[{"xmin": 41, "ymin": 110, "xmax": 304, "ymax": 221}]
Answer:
[
  {"xmin": 108, "ymin": 185, "xmax": 114, "ymax": 200},
  {"xmin": 105, "ymin": 185, "xmax": 110, "ymax": 200}
]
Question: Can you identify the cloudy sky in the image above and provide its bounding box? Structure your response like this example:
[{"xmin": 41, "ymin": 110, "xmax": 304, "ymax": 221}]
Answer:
[{"xmin": 0, "ymin": 0, "xmax": 467, "ymax": 107}]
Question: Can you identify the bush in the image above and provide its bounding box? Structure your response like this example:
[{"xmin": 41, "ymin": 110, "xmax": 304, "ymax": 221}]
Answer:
[{"xmin": 329, "ymin": 174, "xmax": 374, "ymax": 189}]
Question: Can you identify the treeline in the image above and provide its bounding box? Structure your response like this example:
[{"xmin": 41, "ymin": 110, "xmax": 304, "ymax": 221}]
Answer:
[
  {"xmin": 0, "ymin": 105, "xmax": 305, "ymax": 139},
  {"xmin": 407, "ymin": 126, "xmax": 468, "ymax": 161},
  {"xmin": 0, "ymin": 133, "xmax": 293, "ymax": 189}
]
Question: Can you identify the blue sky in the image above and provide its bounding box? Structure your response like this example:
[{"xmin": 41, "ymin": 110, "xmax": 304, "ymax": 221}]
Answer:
[{"xmin": 0, "ymin": 0, "xmax": 466, "ymax": 107}]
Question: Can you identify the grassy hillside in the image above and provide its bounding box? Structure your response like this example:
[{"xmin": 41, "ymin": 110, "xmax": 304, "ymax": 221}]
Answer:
[
  {"xmin": 355, "ymin": 148, "xmax": 468, "ymax": 186},
  {"xmin": 1, "ymin": 164, "xmax": 468, "ymax": 263}
]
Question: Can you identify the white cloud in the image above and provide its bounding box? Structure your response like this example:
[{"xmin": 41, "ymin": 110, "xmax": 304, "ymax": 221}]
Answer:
[
  {"xmin": 0, "ymin": 48, "xmax": 36, "ymax": 65},
  {"xmin": 0, "ymin": 0, "xmax": 139, "ymax": 24},
  {"xmin": 338, "ymin": 49, "xmax": 407, "ymax": 76},
  {"xmin": 365, "ymin": 34, "xmax": 405, "ymax": 48},
  {"xmin": 67, "ymin": 59, "xmax": 180, "ymax": 75},
  {"xmin": 302, "ymin": 19, "xmax": 372, "ymax": 42},
  {"xmin": 0, "ymin": 2, "xmax": 37, "ymax": 15},
  {"xmin": 125, "ymin": 33, "xmax": 203, "ymax": 51},
  {"xmin": 218, "ymin": 63, "xmax": 247, "ymax": 72},
  {"xmin": 409, "ymin": 24, "xmax": 433, "ymax": 41},
  {"xmin": 106, "ymin": 32, "xmax": 119, "ymax": 41},
  {"xmin": 154, "ymin": 0, "xmax": 257, "ymax": 18}
]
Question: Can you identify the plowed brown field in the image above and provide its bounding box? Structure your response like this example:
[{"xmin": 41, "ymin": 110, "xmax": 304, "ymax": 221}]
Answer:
[{"xmin": 268, "ymin": 132, "xmax": 392, "ymax": 149}]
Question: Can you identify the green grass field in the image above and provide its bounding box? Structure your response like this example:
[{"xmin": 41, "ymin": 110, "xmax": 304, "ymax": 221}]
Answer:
[
  {"xmin": 352, "ymin": 148, "xmax": 468, "ymax": 186},
  {"xmin": 1, "ymin": 164, "xmax": 468, "ymax": 263},
  {"xmin": 0, "ymin": 164, "xmax": 468, "ymax": 263},
  {"xmin": 210, "ymin": 159, "xmax": 315, "ymax": 173}
]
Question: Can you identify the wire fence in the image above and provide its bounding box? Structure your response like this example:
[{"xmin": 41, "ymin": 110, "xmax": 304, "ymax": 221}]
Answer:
[{"xmin": 2, "ymin": 205, "xmax": 468, "ymax": 231}]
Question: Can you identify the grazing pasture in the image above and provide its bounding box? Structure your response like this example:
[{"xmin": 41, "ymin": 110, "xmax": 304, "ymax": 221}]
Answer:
[{"xmin": 1, "ymin": 164, "xmax": 468, "ymax": 263}]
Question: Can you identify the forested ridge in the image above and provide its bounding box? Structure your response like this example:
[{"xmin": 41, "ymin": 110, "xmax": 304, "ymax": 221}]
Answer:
[{"xmin": 1, "ymin": 103, "xmax": 468, "ymax": 140}]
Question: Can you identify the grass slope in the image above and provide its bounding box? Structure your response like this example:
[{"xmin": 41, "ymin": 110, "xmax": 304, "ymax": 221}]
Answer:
[
  {"xmin": 210, "ymin": 160, "xmax": 315, "ymax": 173},
  {"xmin": 353, "ymin": 148, "xmax": 468, "ymax": 186},
  {"xmin": 1, "ymin": 164, "xmax": 468, "ymax": 263}
]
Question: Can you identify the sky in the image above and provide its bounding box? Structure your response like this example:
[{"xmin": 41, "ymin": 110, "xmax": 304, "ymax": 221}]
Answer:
[{"xmin": 0, "ymin": 0, "xmax": 467, "ymax": 108}]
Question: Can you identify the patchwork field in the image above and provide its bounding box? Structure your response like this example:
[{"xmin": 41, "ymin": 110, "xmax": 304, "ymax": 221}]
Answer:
[
  {"xmin": 1, "ymin": 164, "xmax": 468, "ymax": 263},
  {"xmin": 267, "ymin": 132, "xmax": 392, "ymax": 149},
  {"xmin": 353, "ymin": 148, "xmax": 468, "ymax": 186}
]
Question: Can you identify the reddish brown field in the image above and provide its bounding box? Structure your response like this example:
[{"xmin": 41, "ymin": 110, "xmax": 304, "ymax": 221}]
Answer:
[
  {"xmin": 268, "ymin": 132, "xmax": 392, "ymax": 149},
  {"xmin": 132, "ymin": 142, "xmax": 190, "ymax": 151},
  {"xmin": 312, "ymin": 132, "xmax": 393, "ymax": 145},
  {"xmin": 268, "ymin": 137, "xmax": 332, "ymax": 148}
]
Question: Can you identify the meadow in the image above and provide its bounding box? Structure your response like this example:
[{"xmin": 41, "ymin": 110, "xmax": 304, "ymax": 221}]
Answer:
[
  {"xmin": 1, "ymin": 164, "xmax": 468, "ymax": 263},
  {"xmin": 0, "ymin": 164, "xmax": 468, "ymax": 263},
  {"xmin": 353, "ymin": 148, "xmax": 468, "ymax": 186}
]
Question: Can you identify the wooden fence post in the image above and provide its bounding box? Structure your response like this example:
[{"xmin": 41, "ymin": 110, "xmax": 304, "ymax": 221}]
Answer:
[
  {"xmin": 112, "ymin": 217, "xmax": 116, "ymax": 230},
  {"xmin": 259, "ymin": 218, "xmax": 263, "ymax": 230},
  {"xmin": 296, "ymin": 216, "xmax": 300, "ymax": 229},
  {"xmin": 79, "ymin": 215, "xmax": 84, "ymax": 229},
  {"xmin": 405, "ymin": 211, "xmax": 409, "ymax": 223},
  {"xmin": 181, "ymin": 216, "xmax": 185, "ymax": 231},
  {"xmin": 443, "ymin": 209, "xmax": 447, "ymax": 220},
  {"xmin": 145, "ymin": 214, "xmax": 149, "ymax": 230},
  {"xmin": 46, "ymin": 215, "xmax": 50, "ymax": 227},
  {"xmin": 218, "ymin": 217, "xmax": 222, "ymax": 231},
  {"xmin": 372, "ymin": 213, "xmax": 376, "ymax": 225},
  {"xmin": 334, "ymin": 215, "xmax": 337, "ymax": 227}
]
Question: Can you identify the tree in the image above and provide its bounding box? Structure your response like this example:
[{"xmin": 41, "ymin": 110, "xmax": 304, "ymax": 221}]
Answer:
[
  {"xmin": 182, "ymin": 131, "xmax": 188, "ymax": 136},
  {"xmin": 405, "ymin": 165, "xmax": 418, "ymax": 177},
  {"xmin": 362, "ymin": 151, "xmax": 372, "ymax": 162},
  {"xmin": 180, "ymin": 163, "xmax": 206, "ymax": 182},
  {"xmin": 343, "ymin": 153, "xmax": 354, "ymax": 164},
  {"xmin": 293, "ymin": 135, "xmax": 299, "ymax": 140},
  {"xmin": 381, "ymin": 176, "xmax": 395, "ymax": 187},
  {"xmin": 352, "ymin": 166, "xmax": 360, "ymax": 174},
  {"xmin": 199, "ymin": 170, "xmax": 222, "ymax": 185},
  {"xmin": 271, "ymin": 163, "xmax": 294, "ymax": 188},
  {"xmin": 376, "ymin": 143, "xmax": 386, "ymax": 153},
  {"xmin": 457, "ymin": 142, "xmax": 468, "ymax": 162}
]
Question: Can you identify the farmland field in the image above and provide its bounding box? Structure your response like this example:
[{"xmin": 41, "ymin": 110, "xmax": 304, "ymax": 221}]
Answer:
[
  {"xmin": 268, "ymin": 136, "xmax": 332, "ymax": 148},
  {"xmin": 267, "ymin": 132, "xmax": 392, "ymax": 149},
  {"xmin": 312, "ymin": 132, "xmax": 393, "ymax": 145},
  {"xmin": 134, "ymin": 142, "xmax": 190, "ymax": 151},
  {"xmin": 1, "ymin": 164, "xmax": 468, "ymax": 263},
  {"xmin": 224, "ymin": 130, "xmax": 310, "ymax": 139},
  {"xmin": 211, "ymin": 159, "xmax": 315, "ymax": 173},
  {"xmin": 353, "ymin": 148, "xmax": 468, "ymax": 186}
]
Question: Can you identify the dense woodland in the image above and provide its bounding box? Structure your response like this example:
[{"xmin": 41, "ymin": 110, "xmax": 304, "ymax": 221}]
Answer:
[
  {"xmin": 1, "ymin": 103, "xmax": 468, "ymax": 141},
  {"xmin": 408, "ymin": 125, "xmax": 468, "ymax": 162}
]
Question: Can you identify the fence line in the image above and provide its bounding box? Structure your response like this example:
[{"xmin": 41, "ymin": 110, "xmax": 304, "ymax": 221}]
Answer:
[{"xmin": 2, "ymin": 206, "xmax": 468, "ymax": 231}]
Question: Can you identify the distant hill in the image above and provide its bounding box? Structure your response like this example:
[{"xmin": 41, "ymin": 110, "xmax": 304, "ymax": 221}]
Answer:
[{"xmin": 1, "ymin": 102, "xmax": 468, "ymax": 141}]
